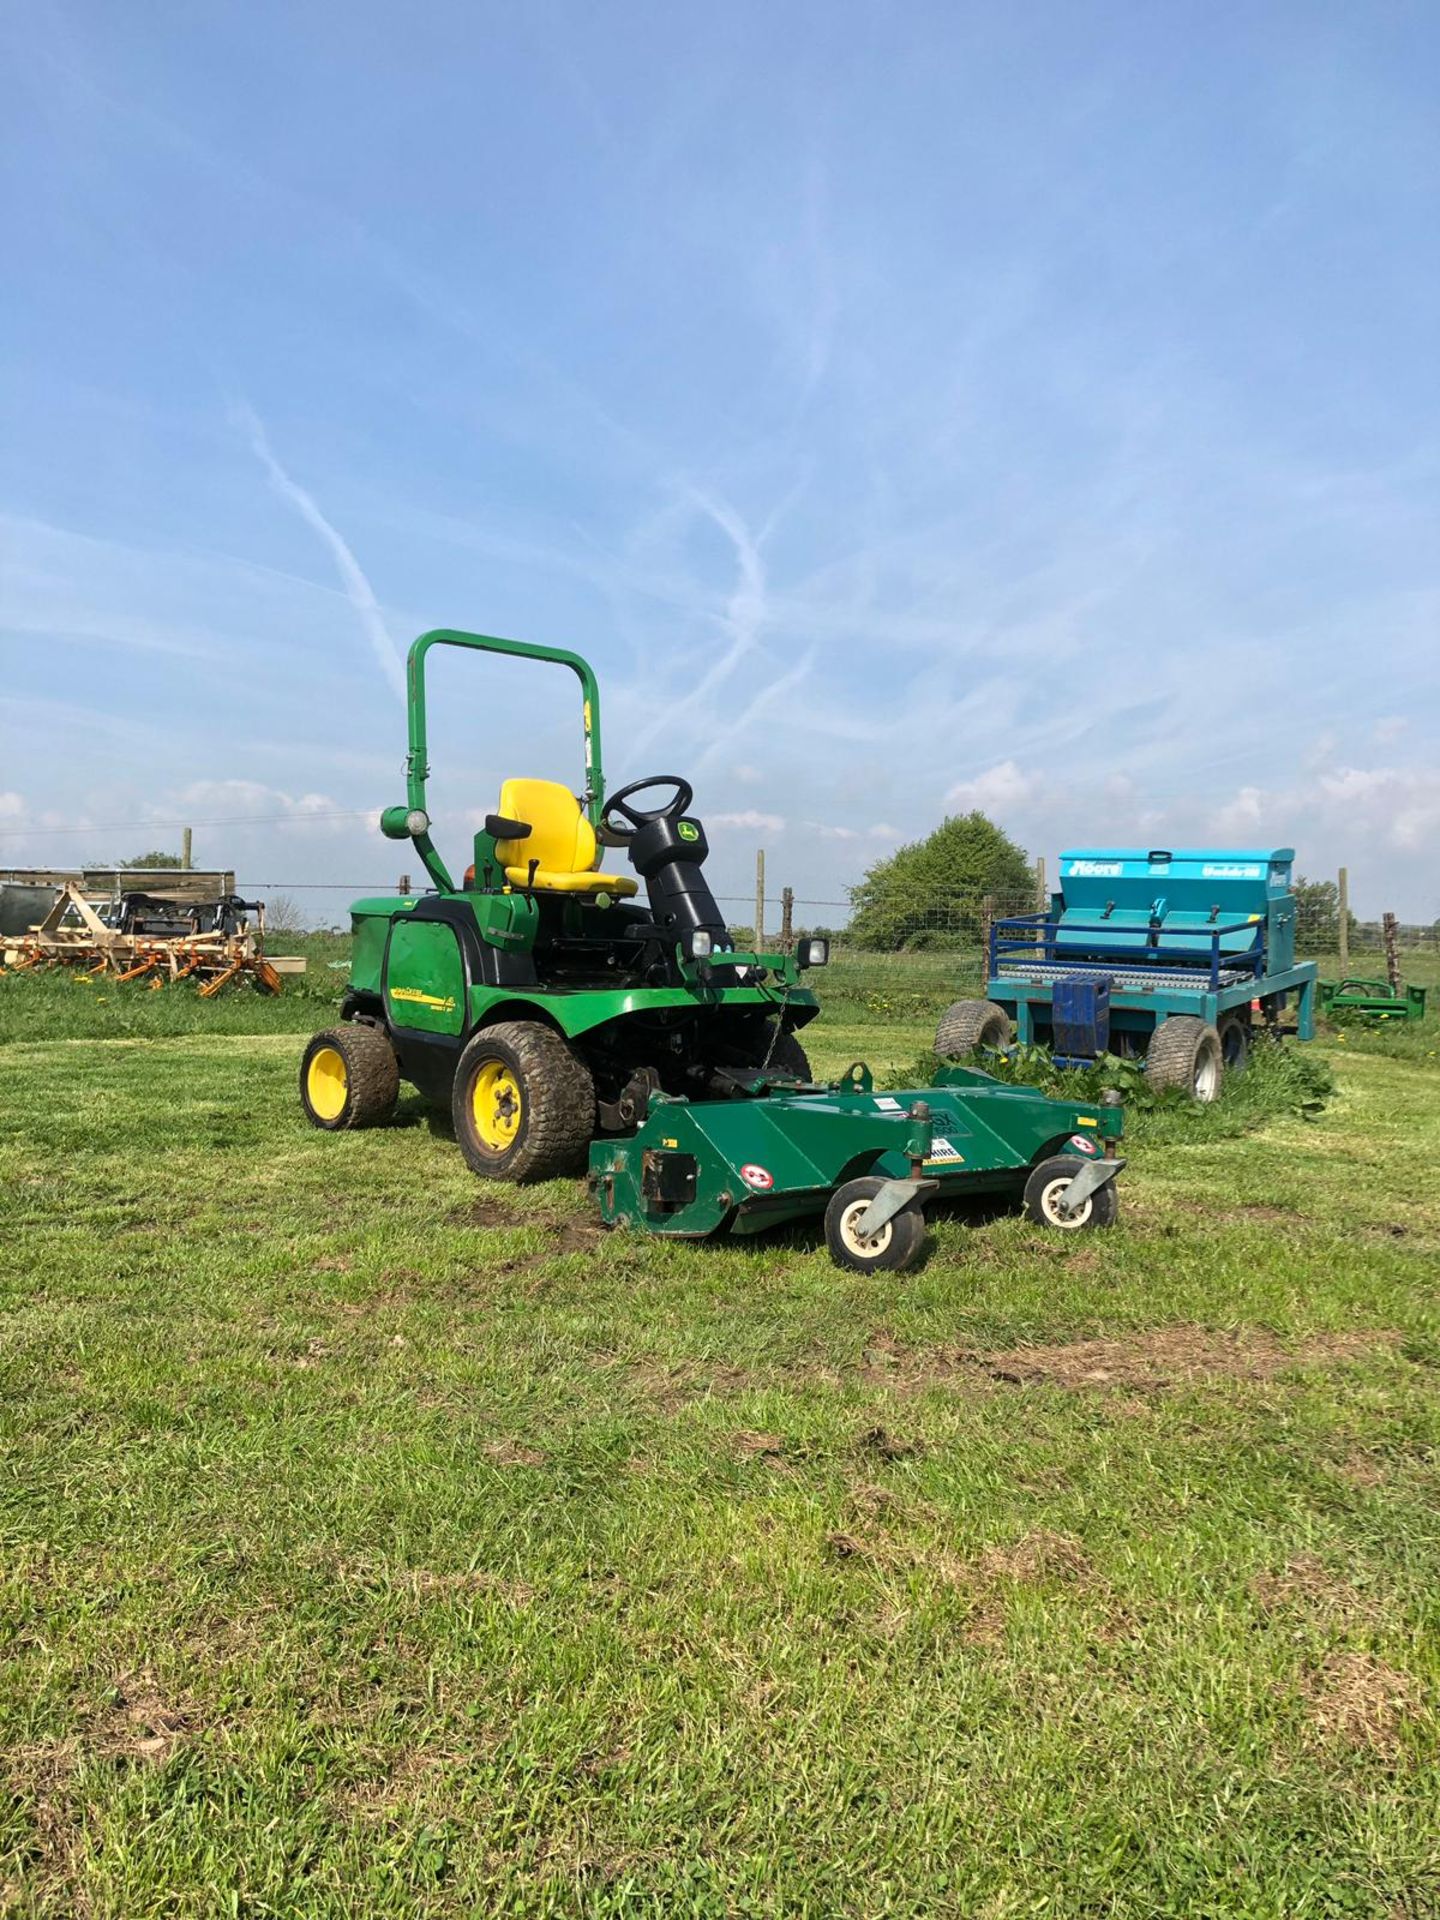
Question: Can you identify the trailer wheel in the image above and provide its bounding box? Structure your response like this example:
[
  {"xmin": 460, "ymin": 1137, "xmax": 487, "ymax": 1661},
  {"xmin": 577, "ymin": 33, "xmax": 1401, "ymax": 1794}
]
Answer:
[
  {"xmin": 935, "ymin": 999, "xmax": 1011, "ymax": 1059},
  {"xmin": 1219, "ymin": 1015, "xmax": 1251, "ymax": 1075},
  {"xmin": 1145, "ymin": 1015, "xmax": 1224, "ymax": 1101},
  {"xmin": 453, "ymin": 1020, "xmax": 595, "ymax": 1183},
  {"xmin": 824, "ymin": 1177, "xmax": 927, "ymax": 1274},
  {"xmin": 300, "ymin": 1023, "xmax": 399, "ymax": 1131},
  {"xmin": 1023, "ymin": 1155, "xmax": 1119, "ymax": 1231}
]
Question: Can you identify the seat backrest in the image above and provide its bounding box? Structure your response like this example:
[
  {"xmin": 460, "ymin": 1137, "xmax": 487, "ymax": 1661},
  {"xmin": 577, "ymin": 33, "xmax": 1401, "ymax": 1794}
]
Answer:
[{"xmin": 495, "ymin": 778, "xmax": 598, "ymax": 875}]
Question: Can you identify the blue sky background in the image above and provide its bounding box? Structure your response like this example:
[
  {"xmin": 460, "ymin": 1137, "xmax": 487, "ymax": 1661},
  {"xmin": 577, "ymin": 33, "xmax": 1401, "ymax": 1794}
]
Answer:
[{"xmin": 2, "ymin": 0, "xmax": 1437, "ymax": 919}]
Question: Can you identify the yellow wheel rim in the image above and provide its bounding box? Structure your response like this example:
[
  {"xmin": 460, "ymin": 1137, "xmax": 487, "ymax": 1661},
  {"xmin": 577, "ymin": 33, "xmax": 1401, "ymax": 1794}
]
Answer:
[
  {"xmin": 307, "ymin": 1045, "xmax": 348, "ymax": 1121},
  {"xmin": 471, "ymin": 1058, "xmax": 523, "ymax": 1151}
]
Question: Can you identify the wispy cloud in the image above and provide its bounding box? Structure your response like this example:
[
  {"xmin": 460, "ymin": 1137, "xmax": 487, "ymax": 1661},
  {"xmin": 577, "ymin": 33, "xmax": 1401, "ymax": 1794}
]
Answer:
[
  {"xmin": 236, "ymin": 403, "xmax": 407, "ymax": 704},
  {"xmin": 695, "ymin": 641, "xmax": 819, "ymax": 774},
  {"xmin": 626, "ymin": 486, "xmax": 771, "ymax": 762}
]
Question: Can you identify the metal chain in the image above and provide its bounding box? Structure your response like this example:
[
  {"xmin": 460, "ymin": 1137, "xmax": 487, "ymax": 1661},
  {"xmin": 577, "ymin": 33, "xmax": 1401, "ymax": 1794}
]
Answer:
[{"xmin": 761, "ymin": 979, "xmax": 794, "ymax": 1071}]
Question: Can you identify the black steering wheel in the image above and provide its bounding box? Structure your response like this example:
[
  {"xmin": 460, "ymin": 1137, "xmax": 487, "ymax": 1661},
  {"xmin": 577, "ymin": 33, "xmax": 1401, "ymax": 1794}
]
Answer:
[{"xmin": 599, "ymin": 774, "xmax": 694, "ymax": 843}]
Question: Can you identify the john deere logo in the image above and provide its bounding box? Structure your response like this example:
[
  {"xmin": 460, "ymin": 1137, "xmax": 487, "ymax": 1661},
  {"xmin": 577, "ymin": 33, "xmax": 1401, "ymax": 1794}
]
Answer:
[{"xmin": 678, "ymin": 820, "xmax": 700, "ymax": 842}]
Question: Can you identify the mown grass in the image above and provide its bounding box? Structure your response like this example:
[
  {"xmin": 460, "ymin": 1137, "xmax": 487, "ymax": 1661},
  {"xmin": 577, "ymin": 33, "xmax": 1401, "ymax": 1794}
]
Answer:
[{"xmin": 2, "ymin": 957, "xmax": 1439, "ymax": 1915}]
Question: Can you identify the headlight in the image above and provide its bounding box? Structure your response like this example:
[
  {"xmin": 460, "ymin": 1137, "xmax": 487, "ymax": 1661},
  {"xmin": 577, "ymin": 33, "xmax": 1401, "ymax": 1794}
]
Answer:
[
  {"xmin": 380, "ymin": 804, "xmax": 431, "ymax": 840},
  {"xmin": 799, "ymin": 937, "xmax": 829, "ymax": 968},
  {"xmin": 688, "ymin": 929, "xmax": 713, "ymax": 959}
]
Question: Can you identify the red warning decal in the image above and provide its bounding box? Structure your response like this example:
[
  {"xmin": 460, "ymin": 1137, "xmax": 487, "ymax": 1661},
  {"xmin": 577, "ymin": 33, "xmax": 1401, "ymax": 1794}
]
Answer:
[
  {"xmin": 740, "ymin": 1164, "xmax": 774, "ymax": 1190},
  {"xmin": 1069, "ymin": 1133, "xmax": 1099, "ymax": 1155}
]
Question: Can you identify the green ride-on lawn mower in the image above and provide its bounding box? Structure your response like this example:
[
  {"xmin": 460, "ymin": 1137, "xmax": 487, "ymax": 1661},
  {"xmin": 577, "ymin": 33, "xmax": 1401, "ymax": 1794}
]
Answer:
[{"xmin": 300, "ymin": 629, "xmax": 1126, "ymax": 1271}]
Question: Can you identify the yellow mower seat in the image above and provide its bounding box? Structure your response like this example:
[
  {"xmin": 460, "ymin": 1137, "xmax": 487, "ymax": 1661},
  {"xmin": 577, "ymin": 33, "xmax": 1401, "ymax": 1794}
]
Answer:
[{"xmin": 494, "ymin": 778, "xmax": 638, "ymax": 897}]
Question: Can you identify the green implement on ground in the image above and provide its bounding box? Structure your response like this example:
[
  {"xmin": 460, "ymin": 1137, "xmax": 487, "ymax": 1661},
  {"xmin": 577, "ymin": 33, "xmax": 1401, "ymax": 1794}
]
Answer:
[
  {"xmin": 592, "ymin": 1060, "xmax": 1125, "ymax": 1271},
  {"xmin": 1318, "ymin": 977, "xmax": 1427, "ymax": 1022},
  {"xmin": 299, "ymin": 627, "xmax": 1128, "ymax": 1269}
]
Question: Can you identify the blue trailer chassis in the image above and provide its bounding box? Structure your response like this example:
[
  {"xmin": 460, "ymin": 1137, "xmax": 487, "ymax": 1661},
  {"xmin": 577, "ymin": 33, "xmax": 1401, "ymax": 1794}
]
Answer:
[
  {"xmin": 984, "ymin": 848, "xmax": 1318, "ymax": 1065},
  {"xmin": 988, "ymin": 912, "xmax": 1317, "ymax": 1052}
]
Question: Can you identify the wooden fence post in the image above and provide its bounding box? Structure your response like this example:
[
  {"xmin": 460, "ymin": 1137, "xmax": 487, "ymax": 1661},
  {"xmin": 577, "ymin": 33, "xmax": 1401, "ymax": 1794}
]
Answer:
[
  {"xmin": 398, "ymin": 874, "xmax": 411, "ymax": 896},
  {"xmin": 1383, "ymin": 912, "xmax": 1401, "ymax": 995},
  {"xmin": 1034, "ymin": 855, "xmax": 1046, "ymax": 914},
  {"xmin": 1337, "ymin": 867, "xmax": 1349, "ymax": 968},
  {"xmin": 980, "ymin": 893, "xmax": 995, "ymax": 976},
  {"xmin": 780, "ymin": 886, "xmax": 794, "ymax": 954},
  {"xmin": 754, "ymin": 849, "xmax": 766, "ymax": 952}
]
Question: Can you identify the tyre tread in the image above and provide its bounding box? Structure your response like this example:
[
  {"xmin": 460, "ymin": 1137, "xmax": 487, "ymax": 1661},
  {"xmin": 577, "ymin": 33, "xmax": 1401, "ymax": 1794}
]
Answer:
[
  {"xmin": 454, "ymin": 1020, "xmax": 595, "ymax": 1182},
  {"xmin": 1145, "ymin": 1015, "xmax": 1222, "ymax": 1099},
  {"xmin": 934, "ymin": 998, "xmax": 1011, "ymax": 1059}
]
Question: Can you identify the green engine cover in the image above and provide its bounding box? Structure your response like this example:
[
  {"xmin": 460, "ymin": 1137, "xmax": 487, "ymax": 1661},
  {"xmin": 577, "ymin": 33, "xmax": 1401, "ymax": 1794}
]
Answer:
[{"xmin": 384, "ymin": 916, "xmax": 466, "ymax": 1034}]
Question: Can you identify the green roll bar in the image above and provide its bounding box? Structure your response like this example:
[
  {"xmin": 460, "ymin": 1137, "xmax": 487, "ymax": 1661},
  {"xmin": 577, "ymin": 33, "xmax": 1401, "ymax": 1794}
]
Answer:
[{"xmin": 381, "ymin": 628, "xmax": 605, "ymax": 893}]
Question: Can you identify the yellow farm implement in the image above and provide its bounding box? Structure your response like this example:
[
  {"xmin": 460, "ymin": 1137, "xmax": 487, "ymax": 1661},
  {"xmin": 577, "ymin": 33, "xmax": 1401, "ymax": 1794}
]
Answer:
[{"xmin": 0, "ymin": 882, "xmax": 283, "ymax": 995}]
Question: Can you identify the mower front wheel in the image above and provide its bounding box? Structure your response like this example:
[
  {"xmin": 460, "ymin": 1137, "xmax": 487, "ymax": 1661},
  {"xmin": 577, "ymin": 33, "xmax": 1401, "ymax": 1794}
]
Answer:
[
  {"xmin": 453, "ymin": 1020, "xmax": 595, "ymax": 1183},
  {"xmin": 300, "ymin": 1024, "xmax": 399, "ymax": 1131},
  {"xmin": 824, "ymin": 1177, "xmax": 927, "ymax": 1274}
]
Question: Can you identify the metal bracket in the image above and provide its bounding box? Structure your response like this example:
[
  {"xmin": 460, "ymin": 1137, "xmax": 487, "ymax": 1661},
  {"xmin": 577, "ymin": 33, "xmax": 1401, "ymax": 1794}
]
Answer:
[
  {"xmin": 1056, "ymin": 1156, "xmax": 1125, "ymax": 1216},
  {"xmin": 854, "ymin": 1177, "xmax": 940, "ymax": 1240}
]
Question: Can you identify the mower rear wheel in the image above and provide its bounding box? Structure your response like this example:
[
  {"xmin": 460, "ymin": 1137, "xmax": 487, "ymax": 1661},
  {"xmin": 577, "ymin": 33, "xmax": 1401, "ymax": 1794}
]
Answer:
[
  {"xmin": 935, "ymin": 999, "xmax": 1011, "ymax": 1059},
  {"xmin": 1146, "ymin": 1015, "xmax": 1224, "ymax": 1101},
  {"xmin": 1023, "ymin": 1155, "xmax": 1119, "ymax": 1231},
  {"xmin": 300, "ymin": 1023, "xmax": 399, "ymax": 1131},
  {"xmin": 824, "ymin": 1177, "xmax": 927, "ymax": 1274},
  {"xmin": 453, "ymin": 1020, "xmax": 595, "ymax": 1183}
]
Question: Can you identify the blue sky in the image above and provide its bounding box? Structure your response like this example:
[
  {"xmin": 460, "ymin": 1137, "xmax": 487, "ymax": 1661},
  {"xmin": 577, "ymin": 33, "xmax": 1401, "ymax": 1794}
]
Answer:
[{"xmin": 2, "ymin": 0, "xmax": 1437, "ymax": 920}]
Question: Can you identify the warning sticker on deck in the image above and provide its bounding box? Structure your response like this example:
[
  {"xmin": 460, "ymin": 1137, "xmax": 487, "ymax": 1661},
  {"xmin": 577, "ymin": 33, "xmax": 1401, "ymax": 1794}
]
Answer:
[
  {"xmin": 925, "ymin": 1136, "xmax": 965, "ymax": 1164},
  {"xmin": 873, "ymin": 1096, "xmax": 903, "ymax": 1111},
  {"xmin": 1069, "ymin": 1133, "xmax": 1099, "ymax": 1155},
  {"xmin": 740, "ymin": 1164, "xmax": 774, "ymax": 1190}
]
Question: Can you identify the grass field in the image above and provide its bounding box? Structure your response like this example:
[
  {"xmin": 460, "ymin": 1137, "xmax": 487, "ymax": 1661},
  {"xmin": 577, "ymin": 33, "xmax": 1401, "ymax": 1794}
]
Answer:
[{"xmin": 2, "ymin": 951, "xmax": 1439, "ymax": 1916}]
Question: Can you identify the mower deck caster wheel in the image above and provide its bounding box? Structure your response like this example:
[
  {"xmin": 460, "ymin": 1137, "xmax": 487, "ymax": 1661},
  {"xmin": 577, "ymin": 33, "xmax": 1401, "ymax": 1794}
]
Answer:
[
  {"xmin": 1023, "ymin": 1156, "xmax": 1119, "ymax": 1231},
  {"xmin": 824, "ymin": 1177, "xmax": 927, "ymax": 1273}
]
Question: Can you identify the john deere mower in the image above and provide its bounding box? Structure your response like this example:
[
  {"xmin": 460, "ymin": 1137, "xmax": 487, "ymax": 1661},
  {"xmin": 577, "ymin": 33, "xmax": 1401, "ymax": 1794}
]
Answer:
[
  {"xmin": 300, "ymin": 630, "xmax": 825, "ymax": 1182},
  {"xmin": 301, "ymin": 629, "xmax": 1125, "ymax": 1271}
]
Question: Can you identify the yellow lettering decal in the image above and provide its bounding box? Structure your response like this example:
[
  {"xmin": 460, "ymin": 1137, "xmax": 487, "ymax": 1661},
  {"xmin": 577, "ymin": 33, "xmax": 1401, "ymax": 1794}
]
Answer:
[{"xmin": 390, "ymin": 988, "xmax": 457, "ymax": 1013}]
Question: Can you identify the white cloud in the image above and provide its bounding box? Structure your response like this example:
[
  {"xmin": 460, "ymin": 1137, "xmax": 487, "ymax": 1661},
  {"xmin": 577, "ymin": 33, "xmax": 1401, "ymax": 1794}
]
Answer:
[
  {"xmin": 807, "ymin": 820, "xmax": 901, "ymax": 842},
  {"xmin": 0, "ymin": 792, "xmax": 24, "ymax": 822},
  {"xmin": 1315, "ymin": 765, "xmax": 1440, "ymax": 849},
  {"xmin": 944, "ymin": 760, "xmax": 1039, "ymax": 812},
  {"xmin": 172, "ymin": 778, "xmax": 352, "ymax": 833},
  {"xmin": 1213, "ymin": 784, "xmax": 1266, "ymax": 835},
  {"xmin": 709, "ymin": 809, "xmax": 786, "ymax": 833},
  {"xmin": 1371, "ymin": 716, "xmax": 1408, "ymax": 744},
  {"xmin": 732, "ymin": 763, "xmax": 763, "ymax": 785}
]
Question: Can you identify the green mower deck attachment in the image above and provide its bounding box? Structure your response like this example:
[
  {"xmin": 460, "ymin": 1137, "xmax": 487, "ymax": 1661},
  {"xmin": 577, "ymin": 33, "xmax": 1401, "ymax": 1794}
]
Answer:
[
  {"xmin": 1318, "ymin": 978, "xmax": 1427, "ymax": 1022},
  {"xmin": 590, "ymin": 1060, "xmax": 1126, "ymax": 1271}
]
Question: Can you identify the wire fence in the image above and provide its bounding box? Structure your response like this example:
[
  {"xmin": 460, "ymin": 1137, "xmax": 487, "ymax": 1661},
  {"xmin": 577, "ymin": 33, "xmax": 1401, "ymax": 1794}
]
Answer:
[{"xmin": 5, "ymin": 867, "xmax": 1437, "ymax": 961}]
